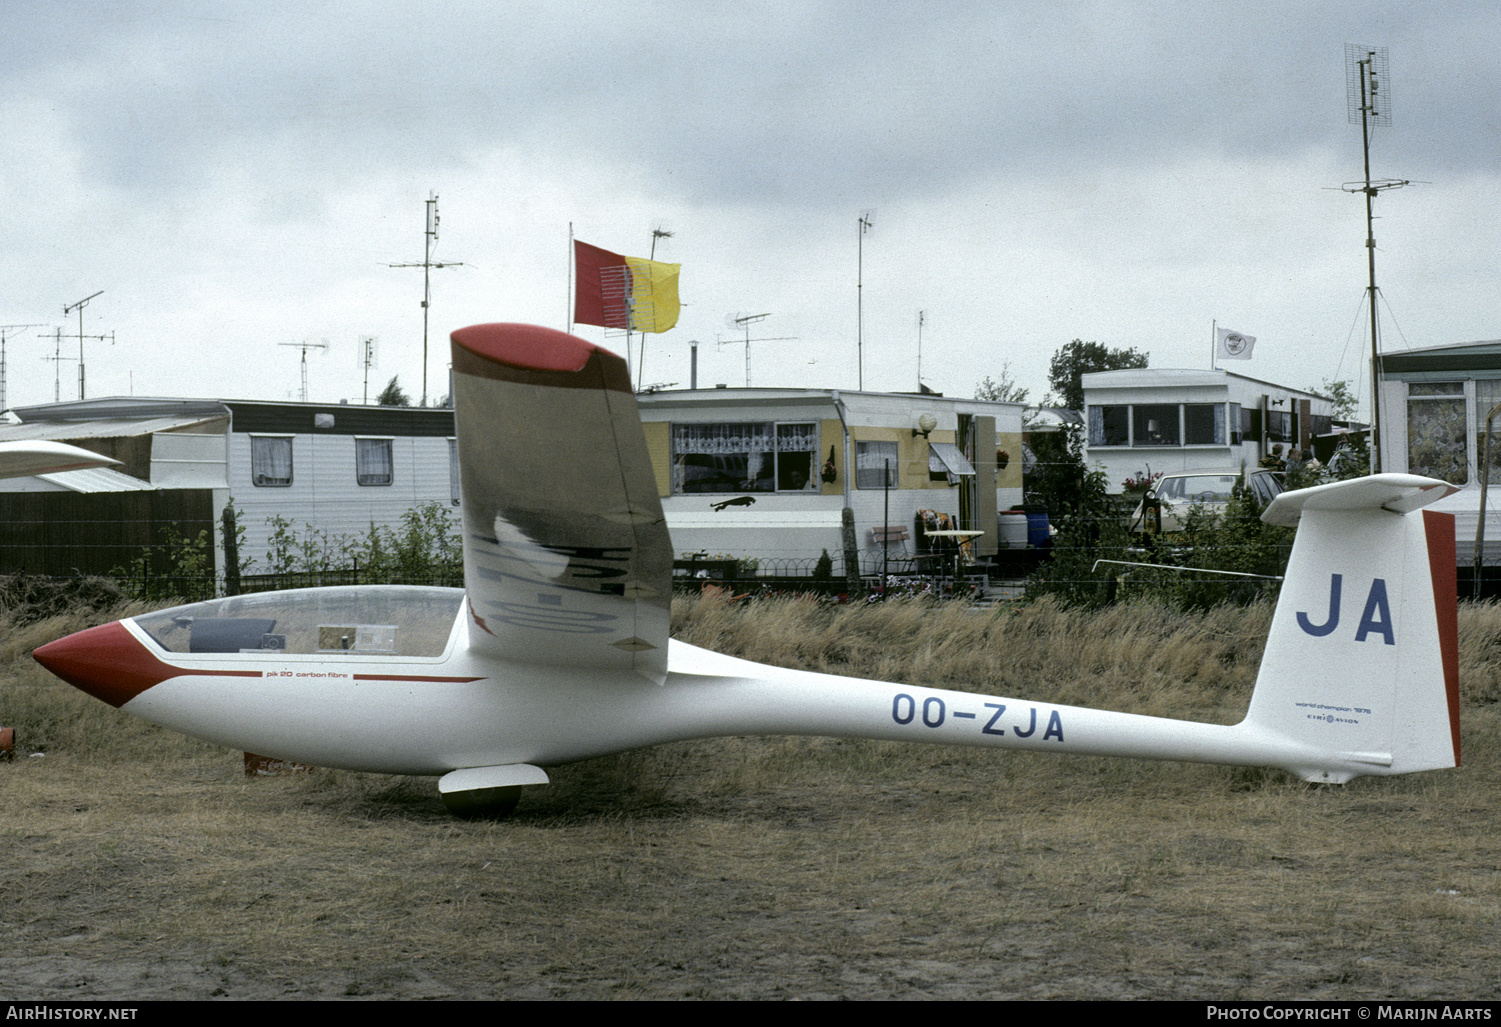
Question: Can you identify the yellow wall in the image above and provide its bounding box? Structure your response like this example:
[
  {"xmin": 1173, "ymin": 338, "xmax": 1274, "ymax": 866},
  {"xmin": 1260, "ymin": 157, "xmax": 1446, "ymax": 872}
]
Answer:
[
  {"xmin": 820, "ymin": 418, "xmax": 842, "ymax": 495},
  {"xmin": 847, "ymin": 426, "xmax": 961, "ymax": 490},
  {"xmin": 996, "ymin": 431, "xmax": 1023, "ymax": 489},
  {"xmin": 641, "ymin": 420, "xmax": 671, "ymax": 497}
]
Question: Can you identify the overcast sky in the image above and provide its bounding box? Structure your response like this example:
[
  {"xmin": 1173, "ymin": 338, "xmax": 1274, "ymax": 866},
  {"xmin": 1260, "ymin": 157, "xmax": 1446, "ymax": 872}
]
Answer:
[{"xmin": 3, "ymin": 1, "xmax": 1496, "ymax": 417}]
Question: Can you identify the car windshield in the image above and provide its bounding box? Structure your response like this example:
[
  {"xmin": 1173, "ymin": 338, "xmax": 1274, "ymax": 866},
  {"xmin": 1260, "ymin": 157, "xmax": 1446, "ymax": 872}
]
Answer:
[{"xmin": 1159, "ymin": 475, "xmax": 1239, "ymax": 502}]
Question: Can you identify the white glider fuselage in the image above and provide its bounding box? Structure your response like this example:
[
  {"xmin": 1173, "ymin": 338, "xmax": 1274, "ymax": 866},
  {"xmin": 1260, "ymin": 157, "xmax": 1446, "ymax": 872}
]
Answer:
[{"xmin": 39, "ymin": 592, "xmax": 1435, "ymax": 786}]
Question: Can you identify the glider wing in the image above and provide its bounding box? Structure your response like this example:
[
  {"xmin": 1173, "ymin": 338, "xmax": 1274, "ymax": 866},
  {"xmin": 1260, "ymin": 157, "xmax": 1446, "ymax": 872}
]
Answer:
[
  {"xmin": 0, "ymin": 440, "xmax": 121, "ymax": 480},
  {"xmin": 450, "ymin": 323, "xmax": 671, "ymax": 684}
]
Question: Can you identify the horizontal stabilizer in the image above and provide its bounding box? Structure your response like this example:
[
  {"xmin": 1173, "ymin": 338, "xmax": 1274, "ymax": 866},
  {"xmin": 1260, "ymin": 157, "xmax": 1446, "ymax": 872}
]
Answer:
[{"xmin": 1262, "ymin": 473, "xmax": 1457, "ymax": 527}]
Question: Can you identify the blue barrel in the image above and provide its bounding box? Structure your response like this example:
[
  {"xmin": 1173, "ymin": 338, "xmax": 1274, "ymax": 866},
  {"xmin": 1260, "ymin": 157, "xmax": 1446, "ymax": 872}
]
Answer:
[{"xmin": 1024, "ymin": 507, "xmax": 1050, "ymax": 548}]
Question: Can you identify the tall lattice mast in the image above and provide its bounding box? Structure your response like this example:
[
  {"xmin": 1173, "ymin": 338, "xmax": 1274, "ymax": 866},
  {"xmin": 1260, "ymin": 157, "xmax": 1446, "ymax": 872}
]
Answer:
[
  {"xmin": 0, "ymin": 324, "xmax": 44, "ymax": 410},
  {"xmin": 389, "ymin": 194, "xmax": 464, "ymax": 406},
  {"xmin": 1343, "ymin": 44, "xmax": 1407, "ymax": 472}
]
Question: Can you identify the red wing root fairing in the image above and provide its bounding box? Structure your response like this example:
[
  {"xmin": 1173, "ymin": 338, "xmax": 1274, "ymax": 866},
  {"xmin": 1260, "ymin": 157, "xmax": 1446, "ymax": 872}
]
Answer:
[{"xmin": 34, "ymin": 324, "xmax": 1464, "ymax": 815}]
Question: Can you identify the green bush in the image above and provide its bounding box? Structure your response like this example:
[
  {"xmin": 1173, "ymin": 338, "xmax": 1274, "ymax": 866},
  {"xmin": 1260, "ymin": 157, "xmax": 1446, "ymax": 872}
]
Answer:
[
  {"xmin": 112, "ymin": 524, "xmax": 217, "ymax": 602},
  {"xmin": 1028, "ymin": 472, "xmax": 1292, "ymax": 611},
  {"xmin": 260, "ymin": 501, "xmax": 461, "ymax": 587}
]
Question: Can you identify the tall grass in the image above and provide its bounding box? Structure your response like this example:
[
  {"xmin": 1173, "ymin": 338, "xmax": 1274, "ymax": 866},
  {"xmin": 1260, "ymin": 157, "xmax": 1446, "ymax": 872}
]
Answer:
[
  {"xmin": 0, "ymin": 580, "xmax": 180, "ymax": 761},
  {"xmin": 672, "ymin": 593, "xmax": 1272, "ymax": 720},
  {"xmin": 672, "ymin": 592, "xmax": 1501, "ymax": 712}
]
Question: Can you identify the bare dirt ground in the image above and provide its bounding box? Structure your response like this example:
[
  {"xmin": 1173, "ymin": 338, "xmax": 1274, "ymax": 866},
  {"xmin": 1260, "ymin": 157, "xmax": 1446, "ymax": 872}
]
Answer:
[
  {"xmin": 3, "ymin": 728, "xmax": 1498, "ymax": 1000},
  {"xmin": 2, "ymin": 597, "xmax": 1499, "ymax": 1000}
]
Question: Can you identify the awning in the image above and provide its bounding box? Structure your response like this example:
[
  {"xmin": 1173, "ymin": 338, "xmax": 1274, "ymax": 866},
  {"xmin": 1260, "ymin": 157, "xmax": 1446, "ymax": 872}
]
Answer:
[{"xmin": 928, "ymin": 442, "xmax": 975, "ymax": 482}]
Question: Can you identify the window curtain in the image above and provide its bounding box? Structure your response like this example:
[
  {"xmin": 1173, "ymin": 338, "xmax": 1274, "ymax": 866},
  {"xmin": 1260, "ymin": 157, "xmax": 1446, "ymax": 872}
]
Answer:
[
  {"xmin": 1088, "ymin": 406, "xmax": 1105, "ymax": 446},
  {"xmin": 671, "ymin": 422, "xmax": 775, "ymax": 453},
  {"xmin": 251, "ymin": 437, "xmax": 292, "ymax": 486},
  {"xmin": 1407, "ymin": 382, "xmax": 1467, "ymax": 485},
  {"xmin": 855, "ymin": 441, "xmax": 898, "ymax": 489},
  {"xmin": 356, "ymin": 438, "xmax": 393, "ymax": 486}
]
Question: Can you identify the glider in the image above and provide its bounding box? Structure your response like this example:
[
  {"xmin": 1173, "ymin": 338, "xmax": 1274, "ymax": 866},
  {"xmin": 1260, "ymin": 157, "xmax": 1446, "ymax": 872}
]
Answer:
[{"xmin": 34, "ymin": 324, "xmax": 1464, "ymax": 816}]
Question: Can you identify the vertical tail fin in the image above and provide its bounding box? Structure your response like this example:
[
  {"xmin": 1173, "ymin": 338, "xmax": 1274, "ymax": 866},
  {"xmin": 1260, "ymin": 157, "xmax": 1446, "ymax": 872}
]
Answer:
[{"xmin": 1246, "ymin": 474, "xmax": 1462, "ymax": 781}]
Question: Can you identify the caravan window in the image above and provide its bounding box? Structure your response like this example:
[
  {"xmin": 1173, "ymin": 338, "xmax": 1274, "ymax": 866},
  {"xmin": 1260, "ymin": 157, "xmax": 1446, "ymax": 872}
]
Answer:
[
  {"xmin": 1407, "ymin": 381, "xmax": 1467, "ymax": 485},
  {"xmin": 251, "ymin": 436, "xmax": 292, "ymax": 487},
  {"xmin": 1265, "ymin": 408, "xmax": 1294, "ymax": 443},
  {"xmin": 1183, "ymin": 404, "xmax": 1226, "ymax": 445},
  {"xmin": 1132, "ymin": 405, "xmax": 1180, "ymax": 447},
  {"xmin": 1088, "ymin": 405, "xmax": 1129, "ymax": 446},
  {"xmin": 1091, "ymin": 404, "xmax": 1230, "ymax": 447},
  {"xmin": 775, "ymin": 423, "xmax": 819, "ymax": 491},
  {"xmin": 671, "ymin": 421, "xmax": 820, "ymax": 494},
  {"xmin": 1475, "ymin": 381, "xmax": 1501, "ymax": 485},
  {"xmin": 356, "ymin": 437, "xmax": 393, "ymax": 486},
  {"xmin": 856, "ymin": 441, "xmax": 898, "ymax": 489}
]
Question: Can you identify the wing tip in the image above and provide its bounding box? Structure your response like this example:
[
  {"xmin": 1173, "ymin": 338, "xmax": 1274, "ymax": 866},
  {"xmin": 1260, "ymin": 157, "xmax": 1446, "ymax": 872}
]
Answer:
[
  {"xmin": 451, "ymin": 323, "xmax": 630, "ymax": 392},
  {"xmin": 451, "ymin": 323, "xmax": 599, "ymax": 373}
]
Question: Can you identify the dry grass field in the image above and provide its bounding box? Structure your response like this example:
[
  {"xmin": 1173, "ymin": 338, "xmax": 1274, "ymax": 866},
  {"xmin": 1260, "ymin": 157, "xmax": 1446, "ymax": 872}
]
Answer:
[{"xmin": 1, "ymin": 592, "xmax": 1498, "ymax": 1000}]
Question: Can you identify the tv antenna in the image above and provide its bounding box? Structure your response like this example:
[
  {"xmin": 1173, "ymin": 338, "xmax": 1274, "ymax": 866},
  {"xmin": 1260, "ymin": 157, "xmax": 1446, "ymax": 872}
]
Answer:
[
  {"xmin": 280, "ymin": 339, "xmax": 329, "ymax": 402},
  {"xmin": 720, "ymin": 313, "xmax": 797, "ymax": 387},
  {"xmin": 0, "ymin": 324, "xmax": 45, "ymax": 411},
  {"xmin": 63, "ymin": 290, "xmax": 110, "ymax": 400},
  {"xmin": 41, "ymin": 328, "xmax": 76, "ymax": 403},
  {"xmin": 916, "ymin": 309, "xmax": 926, "ymax": 391},
  {"xmin": 389, "ymin": 192, "xmax": 465, "ymax": 407},
  {"xmin": 360, "ymin": 336, "xmax": 379, "ymax": 404},
  {"xmin": 1343, "ymin": 44, "xmax": 1408, "ymax": 472}
]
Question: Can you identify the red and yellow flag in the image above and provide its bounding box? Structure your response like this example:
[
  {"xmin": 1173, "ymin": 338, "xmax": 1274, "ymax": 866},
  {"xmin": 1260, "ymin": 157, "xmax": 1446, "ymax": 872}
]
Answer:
[{"xmin": 574, "ymin": 240, "xmax": 680, "ymax": 334}]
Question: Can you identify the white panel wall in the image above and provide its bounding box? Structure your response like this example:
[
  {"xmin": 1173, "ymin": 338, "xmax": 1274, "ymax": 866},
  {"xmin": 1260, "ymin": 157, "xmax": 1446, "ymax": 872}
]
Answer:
[
  {"xmin": 230, "ymin": 432, "xmax": 457, "ymax": 572},
  {"xmin": 151, "ymin": 432, "xmax": 229, "ymax": 489}
]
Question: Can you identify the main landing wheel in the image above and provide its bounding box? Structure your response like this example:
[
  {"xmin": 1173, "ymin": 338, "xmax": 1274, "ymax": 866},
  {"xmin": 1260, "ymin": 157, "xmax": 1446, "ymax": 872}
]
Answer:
[{"xmin": 440, "ymin": 784, "xmax": 523, "ymax": 819}]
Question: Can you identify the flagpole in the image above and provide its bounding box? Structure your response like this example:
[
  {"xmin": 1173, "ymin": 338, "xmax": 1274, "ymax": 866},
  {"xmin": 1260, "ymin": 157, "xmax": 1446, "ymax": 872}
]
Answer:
[
  {"xmin": 567, "ymin": 223, "xmax": 574, "ymax": 334},
  {"xmin": 1210, "ymin": 319, "xmax": 1216, "ymax": 371}
]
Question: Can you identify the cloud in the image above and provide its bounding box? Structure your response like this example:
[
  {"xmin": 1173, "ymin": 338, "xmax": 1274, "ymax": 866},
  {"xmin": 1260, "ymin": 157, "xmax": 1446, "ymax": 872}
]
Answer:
[{"xmin": 1, "ymin": 0, "xmax": 1497, "ymax": 413}]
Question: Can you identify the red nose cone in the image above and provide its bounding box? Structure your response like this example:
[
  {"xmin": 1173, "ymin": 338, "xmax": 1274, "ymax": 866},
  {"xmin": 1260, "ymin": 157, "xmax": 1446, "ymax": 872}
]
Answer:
[{"xmin": 34, "ymin": 621, "xmax": 170, "ymax": 708}]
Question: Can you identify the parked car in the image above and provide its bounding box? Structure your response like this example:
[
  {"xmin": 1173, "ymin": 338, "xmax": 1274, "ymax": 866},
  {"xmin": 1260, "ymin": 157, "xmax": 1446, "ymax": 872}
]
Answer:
[{"xmin": 1129, "ymin": 467, "xmax": 1283, "ymax": 536}]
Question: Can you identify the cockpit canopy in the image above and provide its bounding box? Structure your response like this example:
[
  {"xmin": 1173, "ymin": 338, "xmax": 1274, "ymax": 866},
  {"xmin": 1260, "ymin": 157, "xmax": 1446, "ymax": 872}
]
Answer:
[{"xmin": 132, "ymin": 586, "xmax": 465, "ymax": 658}]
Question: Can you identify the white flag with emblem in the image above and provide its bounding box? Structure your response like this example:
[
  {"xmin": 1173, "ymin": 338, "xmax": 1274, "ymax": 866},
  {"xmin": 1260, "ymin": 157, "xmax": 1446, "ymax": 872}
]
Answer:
[{"xmin": 1216, "ymin": 327, "xmax": 1255, "ymax": 360}]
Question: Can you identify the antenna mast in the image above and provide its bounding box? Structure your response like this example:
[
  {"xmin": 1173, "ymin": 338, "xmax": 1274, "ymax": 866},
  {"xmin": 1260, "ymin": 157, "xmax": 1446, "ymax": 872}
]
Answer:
[
  {"xmin": 916, "ymin": 310, "xmax": 925, "ymax": 390},
  {"xmin": 63, "ymin": 290, "xmax": 106, "ymax": 400},
  {"xmin": 1344, "ymin": 44, "xmax": 1407, "ymax": 473},
  {"xmin": 361, "ymin": 336, "xmax": 379, "ymax": 405},
  {"xmin": 43, "ymin": 328, "xmax": 75, "ymax": 403},
  {"xmin": 0, "ymin": 324, "xmax": 45, "ymax": 410},
  {"xmin": 389, "ymin": 193, "xmax": 465, "ymax": 407},
  {"xmin": 857, "ymin": 211, "xmax": 874, "ymax": 390}
]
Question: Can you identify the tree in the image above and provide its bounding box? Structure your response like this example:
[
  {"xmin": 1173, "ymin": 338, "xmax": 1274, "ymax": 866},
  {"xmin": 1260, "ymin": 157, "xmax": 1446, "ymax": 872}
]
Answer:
[
  {"xmin": 377, "ymin": 375, "xmax": 412, "ymax": 407},
  {"xmin": 1047, "ymin": 339, "xmax": 1148, "ymax": 412},
  {"xmin": 1317, "ymin": 378, "xmax": 1359, "ymax": 421},
  {"xmin": 975, "ymin": 363, "xmax": 1030, "ymax": 404}
]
